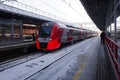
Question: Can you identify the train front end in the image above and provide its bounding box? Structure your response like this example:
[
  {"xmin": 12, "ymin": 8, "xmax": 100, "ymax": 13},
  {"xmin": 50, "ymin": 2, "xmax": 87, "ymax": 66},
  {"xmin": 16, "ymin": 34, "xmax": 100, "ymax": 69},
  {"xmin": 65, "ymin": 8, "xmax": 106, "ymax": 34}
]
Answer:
[{"xmin": 36, "ymin": 22, "xmax": 61, "ymax": 51}]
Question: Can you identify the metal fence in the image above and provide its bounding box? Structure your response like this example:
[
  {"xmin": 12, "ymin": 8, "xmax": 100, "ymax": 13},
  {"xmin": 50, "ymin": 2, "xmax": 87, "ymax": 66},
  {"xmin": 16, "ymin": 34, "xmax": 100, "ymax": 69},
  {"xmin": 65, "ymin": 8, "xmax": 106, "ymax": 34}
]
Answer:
[{"xmin": 105, "ymin": 36, "xmax": 120, "ymax": 80}]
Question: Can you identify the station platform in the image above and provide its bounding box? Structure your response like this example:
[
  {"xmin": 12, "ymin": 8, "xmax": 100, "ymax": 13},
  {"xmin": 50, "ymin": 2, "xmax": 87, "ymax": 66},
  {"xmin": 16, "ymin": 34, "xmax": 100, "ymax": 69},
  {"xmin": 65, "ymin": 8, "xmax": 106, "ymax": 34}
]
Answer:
[
  {"xmin": 0, "ymin": 41, "xmax": 35, "ymax": 51},
  {"xmin": 76, "ymin": 37, "xmax": 116, "ymax": 80},
  {"xmin": 0, "ymin": 37, "xmax": 117, "ymax": 80}
]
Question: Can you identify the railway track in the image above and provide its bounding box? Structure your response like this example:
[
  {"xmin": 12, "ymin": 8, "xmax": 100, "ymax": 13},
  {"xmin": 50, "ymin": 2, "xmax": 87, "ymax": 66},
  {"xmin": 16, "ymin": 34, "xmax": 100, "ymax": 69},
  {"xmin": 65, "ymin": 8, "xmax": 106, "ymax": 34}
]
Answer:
[
  {"xmin": 0, "ymin": 37, "xmax": 97, "ymax": 80},
  {"xmin": 0, "ymin": 40, "xmax": 74, "ymax": 72},
  {"xmin": 0, "ymin": 39, "xmax": 74, "ymax": 72},
  {"xmin": 0, "ymin": 51, "xmax": 45, "ymax": 72}
]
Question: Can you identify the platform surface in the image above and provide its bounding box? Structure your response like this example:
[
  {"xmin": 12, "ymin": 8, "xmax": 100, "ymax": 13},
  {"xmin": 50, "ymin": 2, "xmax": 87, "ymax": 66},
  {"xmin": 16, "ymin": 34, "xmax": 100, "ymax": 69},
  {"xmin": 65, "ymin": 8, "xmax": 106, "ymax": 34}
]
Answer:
[{"xmin": 0, "ymin": 36, "xmax": 115, "ymax": 80}]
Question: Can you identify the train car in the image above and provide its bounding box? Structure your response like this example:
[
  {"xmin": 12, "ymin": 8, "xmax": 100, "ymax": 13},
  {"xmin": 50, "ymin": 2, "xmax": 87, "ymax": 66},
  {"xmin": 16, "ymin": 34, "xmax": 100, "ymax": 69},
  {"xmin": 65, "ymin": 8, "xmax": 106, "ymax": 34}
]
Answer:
[{"xmin": 36, "ymin": 22, "xmax": 95, "ymax": 50}]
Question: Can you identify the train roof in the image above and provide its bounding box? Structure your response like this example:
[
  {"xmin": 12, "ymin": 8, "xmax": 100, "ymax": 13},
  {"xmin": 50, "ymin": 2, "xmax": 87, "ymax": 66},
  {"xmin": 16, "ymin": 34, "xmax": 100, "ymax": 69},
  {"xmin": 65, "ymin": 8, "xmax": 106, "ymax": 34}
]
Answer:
[{"xmin": 44, "ymin": 22, "xmax": 95, "ymax": 32}]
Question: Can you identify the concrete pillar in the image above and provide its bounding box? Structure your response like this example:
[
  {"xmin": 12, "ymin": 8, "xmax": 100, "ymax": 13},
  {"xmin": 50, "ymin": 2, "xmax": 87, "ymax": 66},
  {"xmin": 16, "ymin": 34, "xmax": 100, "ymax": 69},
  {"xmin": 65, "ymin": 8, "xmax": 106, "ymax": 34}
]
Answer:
[
  {"xmin": 11, "ymin": 18, "xmax": 14, "ymax": 41},
  {"xmin": 114, "ymin": 0, "xmax": 117, "ymax": 42},
  {"xmin": 109, "ymin": 1, "xmax": 112, "ymax": 36},
  {"xmin": 20, "ymin": 21, "xmax": 23, "ymax": 41}
]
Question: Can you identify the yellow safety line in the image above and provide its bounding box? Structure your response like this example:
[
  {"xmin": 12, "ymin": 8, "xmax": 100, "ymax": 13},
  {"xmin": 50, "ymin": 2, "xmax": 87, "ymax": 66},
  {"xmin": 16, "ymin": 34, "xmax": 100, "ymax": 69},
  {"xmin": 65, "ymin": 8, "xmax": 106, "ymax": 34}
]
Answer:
[
  {"xmin": 72, "ymin": 53, "xmax": 92, "ymax": 80},
  {"xmin": 73, "ymin": 62, "xmax": 85, "ymax": 80}
]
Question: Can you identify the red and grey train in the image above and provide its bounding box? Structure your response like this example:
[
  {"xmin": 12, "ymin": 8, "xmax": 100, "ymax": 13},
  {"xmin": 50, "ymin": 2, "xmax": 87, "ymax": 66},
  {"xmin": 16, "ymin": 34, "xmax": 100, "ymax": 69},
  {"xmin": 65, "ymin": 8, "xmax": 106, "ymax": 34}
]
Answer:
[{"xmin": 36, "ymin": 22, "xmax": 97, "ymax": 50}]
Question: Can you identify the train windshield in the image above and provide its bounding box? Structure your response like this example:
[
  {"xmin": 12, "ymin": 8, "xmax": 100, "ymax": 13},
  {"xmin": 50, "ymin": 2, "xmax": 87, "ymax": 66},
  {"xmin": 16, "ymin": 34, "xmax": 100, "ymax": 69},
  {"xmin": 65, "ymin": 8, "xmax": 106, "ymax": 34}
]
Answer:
[{"xmin": 39, "ymin": 23, "xmax": 53, "ymax": 37}]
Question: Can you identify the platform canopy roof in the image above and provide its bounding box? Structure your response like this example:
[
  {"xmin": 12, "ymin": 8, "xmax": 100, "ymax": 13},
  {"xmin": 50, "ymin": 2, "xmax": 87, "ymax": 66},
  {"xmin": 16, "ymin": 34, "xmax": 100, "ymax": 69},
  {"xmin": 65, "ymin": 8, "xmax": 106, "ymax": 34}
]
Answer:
[{"xmin": 80, "ymin": 0, "xmax": 110, "ymax": 31}]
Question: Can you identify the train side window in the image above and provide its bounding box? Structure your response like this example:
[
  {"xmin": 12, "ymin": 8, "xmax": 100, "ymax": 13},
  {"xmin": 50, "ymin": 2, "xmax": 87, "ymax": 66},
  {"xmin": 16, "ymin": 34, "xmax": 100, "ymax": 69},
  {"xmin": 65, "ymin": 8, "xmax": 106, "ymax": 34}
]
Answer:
[
  {"xmin": 67, "ymin": 31, "xmax": 70, "ymax": 37},
  {"xmin": 58, "ymin": 28, "xmax": 64, "ymax": 37},
  {"xmin": 67, "ymin": 30, "xmax": 73, "ymax": 37}
]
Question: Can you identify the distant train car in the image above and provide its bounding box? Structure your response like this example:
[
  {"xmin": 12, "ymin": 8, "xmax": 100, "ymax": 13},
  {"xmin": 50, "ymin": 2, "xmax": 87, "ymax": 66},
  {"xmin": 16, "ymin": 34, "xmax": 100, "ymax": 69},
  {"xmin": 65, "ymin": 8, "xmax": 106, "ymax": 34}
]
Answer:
[{"xmin": 36, "ymin": 22, "xmax": 96, "ymax": 50}]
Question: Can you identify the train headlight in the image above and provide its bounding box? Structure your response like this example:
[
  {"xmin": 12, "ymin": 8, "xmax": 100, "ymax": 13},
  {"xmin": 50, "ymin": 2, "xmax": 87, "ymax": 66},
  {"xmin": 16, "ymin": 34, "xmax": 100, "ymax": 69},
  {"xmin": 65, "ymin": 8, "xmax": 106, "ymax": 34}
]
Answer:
[
  {"xmin": 38, "ymin": 38, "xmax": 40, "ymax": 41},
  {"xmin": 49, "ymin": 38, "xmax": 52, "ymax": 41}
]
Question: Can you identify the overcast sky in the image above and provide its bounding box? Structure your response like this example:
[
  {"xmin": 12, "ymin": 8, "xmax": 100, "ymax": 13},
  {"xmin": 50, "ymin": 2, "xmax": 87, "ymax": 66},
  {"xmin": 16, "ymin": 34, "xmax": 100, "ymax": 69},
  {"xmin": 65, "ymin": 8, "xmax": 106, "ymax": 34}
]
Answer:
[
  {"xmin": 16, "ymin": 0, "xmax": 89, "ymax": 22},
  {"xmin": 4, "ymin": 0, "xmax": 100, "ymax": 31}
]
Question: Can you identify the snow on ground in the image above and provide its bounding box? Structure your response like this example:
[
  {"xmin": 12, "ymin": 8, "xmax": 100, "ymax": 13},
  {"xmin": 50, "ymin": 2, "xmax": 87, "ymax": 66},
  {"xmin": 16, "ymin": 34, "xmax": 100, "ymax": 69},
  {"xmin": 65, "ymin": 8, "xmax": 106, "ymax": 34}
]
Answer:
[
  {"xmin": 27, "ymin": 37, "xmax": 99, "ymax": 80},
  {"xmin": 0, "ymin": 36, "xmax": 99, "ymax": 80},
  {"xmin": 0, "ymin": 52, "xmax": 43, "ymax": 71}
]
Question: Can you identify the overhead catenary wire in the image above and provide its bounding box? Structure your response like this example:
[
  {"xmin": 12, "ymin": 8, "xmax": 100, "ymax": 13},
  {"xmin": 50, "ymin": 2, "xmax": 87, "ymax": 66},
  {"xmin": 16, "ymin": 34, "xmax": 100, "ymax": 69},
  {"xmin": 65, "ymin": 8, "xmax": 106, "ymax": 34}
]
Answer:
[
  {"xmin": 63, "ymin": 0, "xmax": 92, "ymax": 21},
  {"xmin": 39, "ymin": 0, "xmax": 72, "ymax": 21},
  {"xmin": 63, "ymin": 0, "xmax": 99, "ymax": 30},
  {"xmin": 63, "ymin": 0, "xmax": 82, "ymax": 16},
  {"xmin": 2, "ymin": 0, "xmax": 70, "ymax": 23}
]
